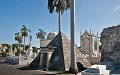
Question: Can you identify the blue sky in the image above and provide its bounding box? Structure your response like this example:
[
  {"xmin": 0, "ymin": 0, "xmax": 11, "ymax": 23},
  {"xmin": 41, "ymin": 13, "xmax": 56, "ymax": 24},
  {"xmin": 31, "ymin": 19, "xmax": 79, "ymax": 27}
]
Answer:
[{"xmin": 0, "ymin": 0, "xmax": 120, "ymax": 47}]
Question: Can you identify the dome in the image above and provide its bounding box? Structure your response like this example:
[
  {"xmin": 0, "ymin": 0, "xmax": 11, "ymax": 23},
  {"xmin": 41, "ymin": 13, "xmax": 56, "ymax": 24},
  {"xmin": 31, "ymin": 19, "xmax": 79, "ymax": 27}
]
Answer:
[{"xmin": 47, "ymin": 31, "xmax": 58, "ymax": 40}]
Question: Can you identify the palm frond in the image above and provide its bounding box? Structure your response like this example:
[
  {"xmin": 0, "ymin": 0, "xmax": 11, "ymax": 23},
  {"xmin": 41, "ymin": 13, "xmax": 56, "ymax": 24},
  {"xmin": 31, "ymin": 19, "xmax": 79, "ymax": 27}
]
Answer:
[{"xmin": 36, "ymin": 29, "xmax": 46, "ymax": 40}]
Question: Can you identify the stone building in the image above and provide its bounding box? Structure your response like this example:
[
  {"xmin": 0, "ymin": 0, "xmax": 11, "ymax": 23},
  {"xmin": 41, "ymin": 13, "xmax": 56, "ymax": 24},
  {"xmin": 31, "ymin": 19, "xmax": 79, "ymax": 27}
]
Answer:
[
  {"xmin": 80, "ymin": 30, "xmax": 99, "ymax": 56},
  {"xmin": 40, "ymin": 31, "xmax": 58, "ymax": 47},
  {"xmin": 28, "ymin": 31, "xmax": 58, "ymax": 69},
  {"xmin": 28, "ymin": 31, "xmax": 91, "ymax": 71},
  {"xmin": 82, "ymin": 25, "xmax": 120, "ymax": 74},
  {"xmin": 80, "ymin": 30, "xmax": 101, "ymax": 64},
  {"xmin": 39, "ymin": 31, "xmax": 58, "ymax": 68}
]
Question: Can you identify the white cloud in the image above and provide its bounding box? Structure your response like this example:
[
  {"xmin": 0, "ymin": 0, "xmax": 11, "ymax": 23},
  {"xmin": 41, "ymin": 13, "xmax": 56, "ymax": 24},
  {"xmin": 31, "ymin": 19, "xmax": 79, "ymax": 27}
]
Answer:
[{"xmin": 115, "ymin": 5, "xmax": 120, "ymax": 11}]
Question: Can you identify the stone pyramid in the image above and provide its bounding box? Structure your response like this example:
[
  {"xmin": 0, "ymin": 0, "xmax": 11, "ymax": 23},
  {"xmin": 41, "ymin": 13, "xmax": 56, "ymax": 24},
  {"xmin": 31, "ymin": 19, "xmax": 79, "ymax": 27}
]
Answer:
[
  {"xmin": 28, "ymin": 31, "xmax": 91, "ymax": 71},
  {"xmin": 47, "ymin": 31, "xmax": 91, "ymax": 71},
  {"xmin": 28, "ymin": 52, "xmax": 41, "ymax": 69}
]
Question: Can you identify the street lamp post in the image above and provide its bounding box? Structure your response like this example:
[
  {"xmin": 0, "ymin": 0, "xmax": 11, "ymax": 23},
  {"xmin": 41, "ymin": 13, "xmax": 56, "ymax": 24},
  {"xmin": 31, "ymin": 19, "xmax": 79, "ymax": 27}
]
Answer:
[{"xmin": 69, "ymin": 0, "xmax": 78, "ymax": 74}]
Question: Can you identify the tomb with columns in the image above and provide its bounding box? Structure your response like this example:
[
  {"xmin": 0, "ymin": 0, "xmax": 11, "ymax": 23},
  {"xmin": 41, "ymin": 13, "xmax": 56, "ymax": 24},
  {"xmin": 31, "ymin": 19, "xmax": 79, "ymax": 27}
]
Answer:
[{"xmin": 28, "ymin": 31, "xmax": 91, "ymax": 71}]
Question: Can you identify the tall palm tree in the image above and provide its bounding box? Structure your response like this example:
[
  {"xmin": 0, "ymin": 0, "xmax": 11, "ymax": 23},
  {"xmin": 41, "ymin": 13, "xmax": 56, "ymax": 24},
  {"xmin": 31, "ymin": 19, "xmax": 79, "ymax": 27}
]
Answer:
[
  {"xmin": 15, "ymin": 32, "xmax": 23, "ymax": 48},
  {"xmin": 36, "ymin": 29, "xmax": 46, "ymax": 42},
  {"xmin": 69, "ymin": 0, "xmax": 78, "ymax": 74},
  {"xmin": 48, "ymin": 0, "xmax": 70, "ymax": 32},
  {"xmin": 21, "ymin": 25, "xmax": 31, "ymax": 52}
]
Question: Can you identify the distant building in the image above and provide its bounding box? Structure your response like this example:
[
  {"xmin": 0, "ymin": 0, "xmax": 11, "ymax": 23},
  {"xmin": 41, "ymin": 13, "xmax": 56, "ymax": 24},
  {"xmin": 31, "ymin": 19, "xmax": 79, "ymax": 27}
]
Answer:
[
  {"xmin": 80, "ymin": 30, "xmax": 101, "ymax": 64},
  {"xmin": 40, "ymin": 31, "xmax": 58, "ymax": 47}
]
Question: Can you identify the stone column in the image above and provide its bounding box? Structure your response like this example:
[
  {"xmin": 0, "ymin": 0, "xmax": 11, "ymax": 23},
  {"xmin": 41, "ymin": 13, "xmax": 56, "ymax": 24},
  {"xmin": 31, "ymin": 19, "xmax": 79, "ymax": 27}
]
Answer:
[
  {"xmin": 12, "ymin": 51, "xmax": 15, "ymax": 60},
  {"xmin": 28, "ymin": 35, "xmax": 33, "ymax": 58},
  {"xmin": 39, "ymin": 52, "xmax": 43, "ymax": 68},
  {"xmin": 19, "ymin": 52, "xmax": 21, "ymax": 60},
  {"xmin": 12, "ymin": 47, "xmax": 17, "ymax": 60},
  {"xmin": 33, "ymin": 52, "xmax": 37, "ymax": 58},
  {"xmin": 46, "ymin": 52, "xmax": 50, "ymax": 68}
]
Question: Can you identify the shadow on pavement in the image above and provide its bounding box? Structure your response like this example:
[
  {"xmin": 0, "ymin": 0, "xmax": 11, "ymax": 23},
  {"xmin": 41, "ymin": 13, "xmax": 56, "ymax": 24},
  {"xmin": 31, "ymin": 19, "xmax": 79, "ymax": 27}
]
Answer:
[
  {"xmin": 33, "ymin": 74, "xmax": 57, "ymax": 75},
  {"xmin": 17, "ymin": 67, "xmax": 57, "ymax": 75},
  {"xmin": 17, "ymin": 66, "xmax": 39, "ymax": 70}
]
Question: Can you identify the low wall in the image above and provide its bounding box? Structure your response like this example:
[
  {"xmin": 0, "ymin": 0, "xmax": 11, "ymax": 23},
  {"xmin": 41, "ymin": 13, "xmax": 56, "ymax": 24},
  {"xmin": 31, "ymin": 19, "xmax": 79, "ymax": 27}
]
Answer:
[
  {"xmin": 6, "ymin": 57, "xmax": 34, "ymax": 65},
  {"xmin": 6, "ymin": 58, "xmax": 18, "ymax": 64}
]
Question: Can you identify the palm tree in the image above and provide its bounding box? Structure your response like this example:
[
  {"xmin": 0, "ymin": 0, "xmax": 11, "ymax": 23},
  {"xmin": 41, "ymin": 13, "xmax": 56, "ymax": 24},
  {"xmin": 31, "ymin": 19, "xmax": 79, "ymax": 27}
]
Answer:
[
  {"xmin": 36, "ymin": 29, "xmax": 46, "ymax": 46},
  {"xmin": 21, "ymin": 25, "xmax": 31, "ymax": 52},
  {"xmin": 69, "ymin": 0, "xmax": 78, "ymax": 74},
  {"xmin": 48, "ymin": 0, "xmax": 70, "ymax": 32},
  {"xmin": 15, "ymin": 32, "xmax": 23, "ymax": 48}
]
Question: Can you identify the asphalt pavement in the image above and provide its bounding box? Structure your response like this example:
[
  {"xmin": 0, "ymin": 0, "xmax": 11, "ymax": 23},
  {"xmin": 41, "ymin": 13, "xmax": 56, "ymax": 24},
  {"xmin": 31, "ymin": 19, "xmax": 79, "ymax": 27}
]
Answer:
[{"xmin": 0, "ymin": 57, "xmax": 55, "ymax": 75}]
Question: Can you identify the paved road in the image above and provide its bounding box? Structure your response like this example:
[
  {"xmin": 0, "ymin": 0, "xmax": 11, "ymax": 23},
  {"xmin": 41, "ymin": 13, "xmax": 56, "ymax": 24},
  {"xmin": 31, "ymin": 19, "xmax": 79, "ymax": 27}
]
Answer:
[{"xmin": 0, "ymin": 57, "xmax": 55, "ymax": 75}]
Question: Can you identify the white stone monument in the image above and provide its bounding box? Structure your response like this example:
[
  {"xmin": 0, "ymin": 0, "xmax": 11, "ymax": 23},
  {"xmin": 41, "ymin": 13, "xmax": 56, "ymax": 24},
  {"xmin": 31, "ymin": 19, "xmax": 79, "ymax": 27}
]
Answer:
[
  {"xmin": 81, "ymin": 64, "xmax": 110, "ymax": 75},
  {"xmin": 0, "ymin": 42, "xmax": 2, "ymax": 53},
  {"xmin": 12, "ymin": 47, "xmax": 17, "ymax": 60},
  {"xmin": 28, "ymin": 35, "xmax": 33, "ymax": 58}
]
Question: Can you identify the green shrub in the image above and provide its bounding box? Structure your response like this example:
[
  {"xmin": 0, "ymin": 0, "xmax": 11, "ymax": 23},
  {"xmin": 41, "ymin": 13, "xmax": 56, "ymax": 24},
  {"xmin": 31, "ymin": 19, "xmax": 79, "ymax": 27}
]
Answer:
[
  {"xmin": 17, "ymin": 48, "xmax": 21, "ymax": 53},
  {"xmin": 6, "ymin": 49, "xmax": 10, "ymax": 53}
]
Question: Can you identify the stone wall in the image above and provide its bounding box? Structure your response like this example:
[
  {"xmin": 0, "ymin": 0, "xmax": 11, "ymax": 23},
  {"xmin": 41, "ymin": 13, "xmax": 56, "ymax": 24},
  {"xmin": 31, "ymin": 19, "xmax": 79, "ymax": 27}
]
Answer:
[{"xmin": 100, "ymin": 25, "xmax": 120, "ymax": 64}]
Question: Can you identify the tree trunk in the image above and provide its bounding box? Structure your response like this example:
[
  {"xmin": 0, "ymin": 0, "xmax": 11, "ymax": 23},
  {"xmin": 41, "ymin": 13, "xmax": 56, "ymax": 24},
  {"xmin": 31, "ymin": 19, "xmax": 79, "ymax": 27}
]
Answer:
[
  {"xmin": 24, "ymin": 36, "xmax": 25, "ymax": 52},
  {"xmin": 69, "ymin": 0, "xmax": 78, "ymax": 74},
  {"xmin": 18, "ymin": 41, "xmax": 19, "ymax": 48},
  {"xmin": 58, "ymin": 0, "xmax": 62, "ymax": 32},
  {"xmin": 20, "ymin": 43, "xmax": 21, "ymax": 50},
  {"xmin": 58, "ymin": 10, "xmax": 62, "ymax": 32}
]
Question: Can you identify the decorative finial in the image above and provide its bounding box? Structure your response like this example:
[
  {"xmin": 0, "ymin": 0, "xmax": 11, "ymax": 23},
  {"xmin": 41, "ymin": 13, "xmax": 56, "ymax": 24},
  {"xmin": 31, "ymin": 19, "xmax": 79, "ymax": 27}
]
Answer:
[
  {"xmin": 80, "ymin": 30, "xmax": 82, "ymax": 36},
  {"xmin": 92, "ymin": 31, "xmax": 93, "ymax": 34},
  {"xmin": 90, "ymin": 28, "xmax": 91, "ymax": 34},
  {"xmin": 97, "ymin": 32, "xmax": 98, "ymax": 36}
]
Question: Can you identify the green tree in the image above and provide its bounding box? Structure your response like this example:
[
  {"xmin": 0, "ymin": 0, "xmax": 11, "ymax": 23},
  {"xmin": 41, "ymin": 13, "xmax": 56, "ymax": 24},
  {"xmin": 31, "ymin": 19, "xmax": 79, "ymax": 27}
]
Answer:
[
  {"xmin": 36, "ymin": 29, "xmax": 46, "ymax": 48},
  {"xmin": 36, "ymin": 29, "xmax": 46, "ymax": 40},
  {"xmin": 32, "ymin": 47, "xmax": 38, "ymax": 53},
  {"xmin": 21, "ymin": 25, "xmax": 31, "ymax": 51},
  {"xmin": 12, "ymin": 44, "xmax": 18, "ymax": 49},
  {"xmin": 48, "ymin": 0, "xmax": 70, "ymax": 32},
  {"xmin": 2, "ymin": 44, "xmax": 11, "ymax": 49},
  {"xmin": 6, "ymin": 48, "xmax": 10, "ymax": 53},
  {"xmin": 15, "ymin": 32, "xmax": 23, "ymax": 48},
  {"xmin": 25, "ymin": 45, "xmax": 29, "ymax": 51}
]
